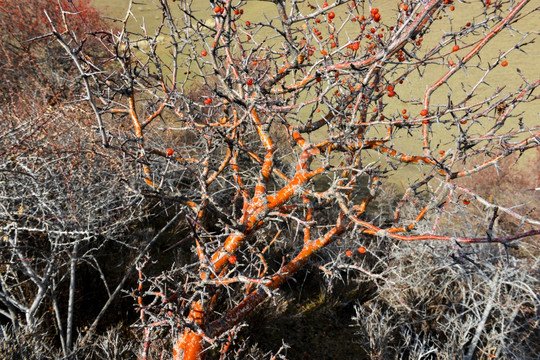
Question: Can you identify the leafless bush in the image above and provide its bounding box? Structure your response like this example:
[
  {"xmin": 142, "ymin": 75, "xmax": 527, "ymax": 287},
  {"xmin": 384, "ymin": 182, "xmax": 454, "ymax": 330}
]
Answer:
[
  {"xmin": 0, "ymin": 103, "xmax": 151, "ymax": 358},
  {"xmin": 350, "ymin": 238, "xmax": 539, "ymax": 359}
]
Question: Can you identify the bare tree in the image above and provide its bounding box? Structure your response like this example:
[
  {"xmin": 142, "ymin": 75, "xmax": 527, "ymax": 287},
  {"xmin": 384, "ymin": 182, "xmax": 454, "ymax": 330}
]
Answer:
[{"xmin": 9, "ymin": 0, "xmax": 537, "ymax": 358}]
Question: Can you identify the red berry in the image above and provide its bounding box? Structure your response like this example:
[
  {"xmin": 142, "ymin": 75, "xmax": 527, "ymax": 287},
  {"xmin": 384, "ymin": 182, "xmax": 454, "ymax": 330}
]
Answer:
[
  {"xmin": 214, "ymin": 6, "xmax": 221, "ymax": 13},
  {"xmin": 358, "ymin": 246, "xmax": 366, "ymax": 254},
  {"xmin": 205, "ymin": 98, "xmax": 212, "ymax": 105},
  {"xmin": 420, "ymin": 109, "xmax": 428, "ymax": 116},
  {"xmin": 346, "ymin": 250, "xmax": 353, "ymax": 257},
  {"xmin": 323, "ymin": 2, "xmax": 328, "ymax": 8},
  {"xmin": 501, "ymin": 60, "xmax": 508, "ymax": 67},
  {"xmin": 246, "ymin": 78, "xmax": 253, "ymax": 86},
  {"xmin": 166, "ymin": 148, "xmax": 174, "ymax": 156},
  {"xmin": 245, "ymin": 21, "xmax": 251, "ymax": 26},
  {"xmin": 328, "ymin": 12, "xmax": 335, "ymax": 20},
  {"xmin": 452, "ymin": 45, "xmax": 460, "ymax": 52},
  {"xmin": 234, "ymin": 9, "xmax": 240, "ymax": 15},
  {"xmin": 228, "ymin": 255, "xmax": 237, "ymax": 264},
  {"xmin": 201, "ymin": 50, "xmax": 207, "ymax": 56}
]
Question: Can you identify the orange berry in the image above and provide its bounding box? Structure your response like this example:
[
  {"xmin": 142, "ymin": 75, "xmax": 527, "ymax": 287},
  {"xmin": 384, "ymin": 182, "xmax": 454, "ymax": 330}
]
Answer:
[
  {"xmin": 452, "ymin": 45, "xmax": 460, "ymax": 52},
  {"xmin": 214, "ymin": 5, "xmax": 221, "ymax": 13},
  {"xmin": 346, "ymin": 250, "xmax": 353, "ymax": 257},
  {"xmin": 402, "ymin": 109, "xmax": 407, "ymax": 114},
  {"xmin": 200, "ymin": 50, "xmax": 207, "ymax": 56},
  {"xmin": 358, "ymin": 246, "xmax": 366, "ymax": 254},
  {"xmin": 204, "ymin": 98, "xmax": 212, "ymax": 105},
  {"xmin": 501, "ymin": 60, "xmax": 508, "ymax": 67},
  {"xmin": 420, "ymin": 109, "xmax": 428, "ymax": 116},
  {"xmin": 166, "ymin": 148, "xmax": 174, "ymax": 156},
  {"xmin": 228, "ymin": 255, "xmax": 237, "ymax": 264}
]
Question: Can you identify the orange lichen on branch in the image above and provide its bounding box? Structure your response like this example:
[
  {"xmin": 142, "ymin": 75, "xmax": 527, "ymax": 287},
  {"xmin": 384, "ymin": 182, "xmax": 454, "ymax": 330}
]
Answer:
[
  {"xmin": 205, "ymin": 146, "xmax": 233, "ymax": 185},
  {"xmin": 251, "ymin": 108, "xmax": 275, "ymax": 198},
  {"xmin": 174, "ymin": 301, "xmax": 205, "ymax": 360},
  {"xmin": 209, "ymin": 214, "xmax": 347, "ymax": 337},
  {"xmin": 379, "ymin": 146, "xmax": 443, "ymax": 169},
  {"xmin": 267, "ymin": 167, "xmax": 325, "ymax": 210}
]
